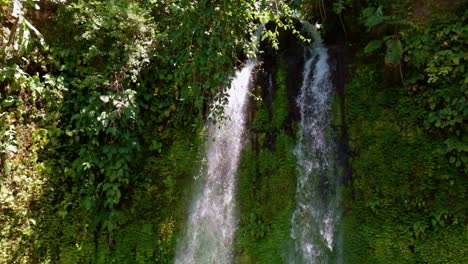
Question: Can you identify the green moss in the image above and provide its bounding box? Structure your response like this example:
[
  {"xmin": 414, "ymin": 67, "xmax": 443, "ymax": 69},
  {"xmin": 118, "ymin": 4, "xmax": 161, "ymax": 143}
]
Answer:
[
  {"xmin": 59, "ymin": 236, "xmax": 95, "ymax": 264},
  {"xmin": 105, "ymin": 223, "xmax": 156, "ymax": 263},
  {"xmin": 332, "ymin": 94, "xmax": 343, "ymax": 128},
  {"xmin": 236, "ymin": 133, "xmax": 296, "ymax": 263},
  {"xmin": 343, "ymin": 56, "xmax": 466, "ymax": 263},
  {"xmin": 33, "ymin": 127, "xmax": 202, "ymax": 264},
  {"xmin": 252, "ymin": 102, "xmax": 272, "ymax": 132},
  {"xmin": 413, "ymin": 226, "xmax": 468, "ymax": 262},
  {"xmin": 272, "ymin": 59, "xmax": 289, "ymax": 130}
]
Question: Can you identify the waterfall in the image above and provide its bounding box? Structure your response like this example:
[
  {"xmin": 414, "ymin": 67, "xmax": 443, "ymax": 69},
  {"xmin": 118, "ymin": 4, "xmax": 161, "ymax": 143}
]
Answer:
[
  {"xmin": 289, "ymin": 30, "xmax": 341, "ymax": 263},
  {"xmin": 175, "ymin": 61, "xmax": 257, "ymax": 264}
]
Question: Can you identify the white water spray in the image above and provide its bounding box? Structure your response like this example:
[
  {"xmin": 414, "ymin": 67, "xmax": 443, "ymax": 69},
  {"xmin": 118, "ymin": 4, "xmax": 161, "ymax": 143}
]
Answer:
[
  {"xmin": 175, "ymin": 61, "xmax": 257, "ymax": 264},
  {"xmin": 290, "ymin": 27, "xmax": 340, "ymax": 263}
]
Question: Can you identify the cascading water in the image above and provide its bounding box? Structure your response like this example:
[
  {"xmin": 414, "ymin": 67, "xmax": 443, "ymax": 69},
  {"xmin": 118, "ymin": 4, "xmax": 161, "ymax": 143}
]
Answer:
[
  {"xmin": 174, "ymin": 61, "xmax": 257, "ymax": 264},
  {"xmin": 289, "ymin": 27, "xmax": 341, "ymax": 263}
]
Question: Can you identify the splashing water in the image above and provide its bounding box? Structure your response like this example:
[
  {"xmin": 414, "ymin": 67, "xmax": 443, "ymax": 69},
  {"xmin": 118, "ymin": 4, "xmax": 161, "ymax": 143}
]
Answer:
[
  {"xmin": 289, "ymin": 31, "xmax": 340, "ymax": 263},
  {"xmin": 175, "ymin": 61, "xmax": 257, "ymax": 264}
]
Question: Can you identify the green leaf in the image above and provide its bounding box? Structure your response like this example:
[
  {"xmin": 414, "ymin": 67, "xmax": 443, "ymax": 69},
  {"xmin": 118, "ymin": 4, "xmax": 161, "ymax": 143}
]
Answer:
[
  {"xmin": 83, "ymin": 197, "xmax": 93, "ymax": 210},
  {"xmin": 385, "ymin": 39, "xmax": 403, "ymax": 65},
  {"xmin": 364, "ymin": 39, "xmax": 383, "ymax": 54},
  {"xmin": 102, "ymin": 183, "xmax": 113, "ymax": 191},
  {"xmin": 363, "ymin": 6, "xmax": 386, "ymax": 29}
]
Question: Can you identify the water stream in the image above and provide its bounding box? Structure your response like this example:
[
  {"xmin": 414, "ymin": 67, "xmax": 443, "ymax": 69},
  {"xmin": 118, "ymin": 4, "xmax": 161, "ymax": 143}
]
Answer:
[
  {"xmin": 289, "ymin": 31, "xmax": 340, "ymax": 263},
  {"xmin": 175, "ymin": 61, "xmax": 257, "ymax": 264}
]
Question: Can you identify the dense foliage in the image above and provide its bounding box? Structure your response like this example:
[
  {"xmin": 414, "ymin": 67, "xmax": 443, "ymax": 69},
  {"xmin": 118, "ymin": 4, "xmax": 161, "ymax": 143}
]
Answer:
[
  {"xmin": 0, "ymin": 0, "xmax": 299, "ymax": 262},
  {"xmin": 236, "ymin": 58, "xmax": 297, "ymax": 263},
  {"xmin": 339, "ymin": 0, "xmax": 467, "ymax": 262},
  {"xmin": 1, "ymin": 0, "xmax": 466, "ymax": 263}
]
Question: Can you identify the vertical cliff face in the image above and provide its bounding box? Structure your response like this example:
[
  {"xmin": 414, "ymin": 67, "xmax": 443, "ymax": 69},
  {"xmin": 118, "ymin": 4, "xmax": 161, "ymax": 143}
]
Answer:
[
  {"xmin": 235, "ymin": 27, "xmax": 302, "ymax": 263},
  {"xmin": 327, "ymin": 44, "xmax": 352, "ymax": 184},
  {"xmin": 235, "ymin": 23, "xmax": 350, "ymax": 263},
  {"xmin": 334, "ymin": 2, "xmax": 467, "ymax": 262}
]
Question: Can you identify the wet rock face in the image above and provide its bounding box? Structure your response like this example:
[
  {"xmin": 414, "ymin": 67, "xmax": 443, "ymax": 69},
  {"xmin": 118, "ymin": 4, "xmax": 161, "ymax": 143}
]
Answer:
[
  {"xmin": 328, "ymin": 44, "xmax": 352, "ymax": 184},
  {"xmin": 247, "ymin": 23, "xmax": 352, "ymax": 184},
  {"xmin": 244, "ymin": 25, "xmax": 305, "ymax": 150},
  {"xmin": 293, "ymin": 29, "xmax": 353, "ymax": 184},
  {"xmin": 259, "ymin": 25, "xmax": 305, "ymax": 123},
  {"xmin": 282, "ymin": 36, "xmax": 305, "ymax": 124}
]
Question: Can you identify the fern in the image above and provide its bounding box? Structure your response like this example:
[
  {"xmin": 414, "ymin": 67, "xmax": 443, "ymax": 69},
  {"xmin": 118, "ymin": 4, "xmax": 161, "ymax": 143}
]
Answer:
[
  {"xmin": 362, "ymin": 6, "xmax": 388, "ymax": 29},
  {"xmin": 385, "ymin": 38, "xmax": 403, "ymax": 65},
  {"xmin": 364, "ymin": 39, "xmax": 383, "ymax": 54}
]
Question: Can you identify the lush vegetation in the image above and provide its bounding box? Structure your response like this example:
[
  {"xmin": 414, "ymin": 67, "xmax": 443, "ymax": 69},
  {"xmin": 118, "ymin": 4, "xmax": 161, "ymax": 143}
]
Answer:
[
  {"xmin": 1, "ymin": 0, "xmax": 466, "ymax": 263},
  {"xmin": 0, "ymin": 0, "xmax": 297, "ymax": 262},
  {"xmin": 336, "ymin": 0, "xmax": 467, "ymax": 262},
  {"xmin": 236, "ymin": 58, "xmax": 297, "ymax": 263}
]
